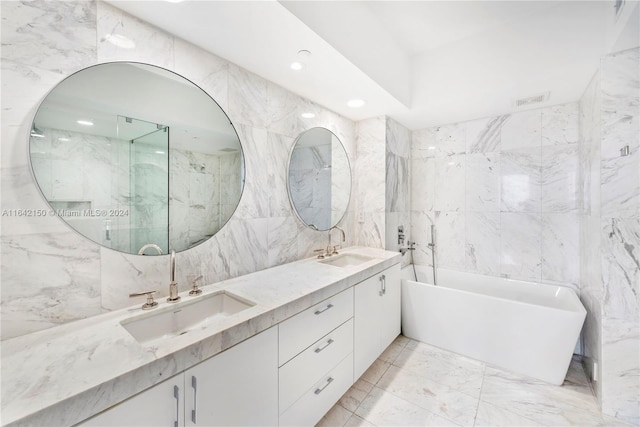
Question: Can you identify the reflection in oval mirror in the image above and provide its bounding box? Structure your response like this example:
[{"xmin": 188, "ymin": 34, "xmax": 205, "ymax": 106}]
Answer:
[
  {"xmin": 287, "ymin": 127, "xmax": 351, "ymax": 231},
  {"xmin": 29, "ymin": 62, "xmax": 244, "ymax": 255}
]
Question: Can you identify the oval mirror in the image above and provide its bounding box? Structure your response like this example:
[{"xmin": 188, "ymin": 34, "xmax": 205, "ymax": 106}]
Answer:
[
  {"xmin": 29, "ymin": 62, "xmax": 244, "ymax": 255},
  {"xmin": 287, "ymin": 127, "xmax": 351, "ymax": 231}
]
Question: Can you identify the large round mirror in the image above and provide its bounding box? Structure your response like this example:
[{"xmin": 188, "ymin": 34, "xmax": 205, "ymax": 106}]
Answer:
[
  {"xmin": 29, "ymin": 62, "xmax": 244, "ymax": 255},
  {"xmin": 287, "ymin": 127, "xmax": 351, "ymax": 231}
]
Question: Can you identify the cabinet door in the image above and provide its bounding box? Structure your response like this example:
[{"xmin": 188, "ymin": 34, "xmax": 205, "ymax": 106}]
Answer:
[
  {"xmin": 77, "ymin": 376, "xmax": 184, "ymax": 427},
  {"xmin": 184, "ymin": 326, "xmax": 278, "ymax": 426},
  {"xmin": 354, "ymin": 263, "xmax": 401, "ymax": 379}
]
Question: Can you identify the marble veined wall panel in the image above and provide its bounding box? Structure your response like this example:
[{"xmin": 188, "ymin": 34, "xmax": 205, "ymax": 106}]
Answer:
[
  {"xmin": 0, "ymin": 0, "xmax": 357, "ymax": 340},
  {"xmin": 411, "ymin": 103, "xmax": 580, "ymax": 285}
]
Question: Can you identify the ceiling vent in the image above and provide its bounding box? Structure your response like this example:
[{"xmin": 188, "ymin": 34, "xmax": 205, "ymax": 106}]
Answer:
[{"xmin": 514, "ymin": 92, "xmax": 550, "ymax": 108}]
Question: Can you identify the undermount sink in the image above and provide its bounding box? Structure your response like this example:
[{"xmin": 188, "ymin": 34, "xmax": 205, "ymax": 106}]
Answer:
[
  {"xmin": 320, "ymin": 253, "xmax": 375, "ymax": 268},
  {"xmin": 121, "ymin": 290, "xmax": 255, "ymax": 345}
]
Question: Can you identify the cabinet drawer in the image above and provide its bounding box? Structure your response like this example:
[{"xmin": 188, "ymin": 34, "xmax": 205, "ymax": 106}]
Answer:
[
  {"xmin": 279, "ymin": 318, "xmax": 353, "ymax": 414},
  {"xmin": 279, "ymin": 353, "xmax": 354, "ymax": 427},
  {"xmin": 279, "ymin": 287, "xmax": 353, "ymax": 365}
]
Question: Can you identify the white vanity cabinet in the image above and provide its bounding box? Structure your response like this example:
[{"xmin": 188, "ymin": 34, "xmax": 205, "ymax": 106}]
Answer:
[
  {"xmin": 354, "ymin": 263, "xmax": 401, "ymax": 379},
  {"xmin": 184, "ymin": 326, "xmax": 278, "ymax": 426},
  {"xmin": 74, "ymin": 260, "xmax": 402, "ymax": 427},
  {"xmin": 77, "ymin": 375, "xmax": 184, "ymax": 427},
  {"xmin": 77, "ymin": 327, "xmax": 278, "ymax": 427},
  {"xmin": 278, "ymin": 288, "xmax": 354, "ymax": 426}
]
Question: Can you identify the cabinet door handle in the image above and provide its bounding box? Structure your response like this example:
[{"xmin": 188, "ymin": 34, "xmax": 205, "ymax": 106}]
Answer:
[
  {"xmin": 314, "ymin": 338, "xmax": 334, "ymax": 353},
  {"xmin": 314, "ymin": 303, "xmax": 334, "ymax": 315},
  {"xmin": 379, "ymin": 274, "xmax": 386, "ymax": 296},
  {"xmin": 173, "ymin": 385, "xmax": 180, "ymax": 427},
  {"xmin": 314, "ymin": 377, "xmax": 334, "ymax": 395},
  {"xmin": 191, "ymin": 375, "xmax": 198, "ymax": 424}
]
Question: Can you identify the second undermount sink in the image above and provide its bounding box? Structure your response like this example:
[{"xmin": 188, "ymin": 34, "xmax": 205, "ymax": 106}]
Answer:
[
  {"xmin": 121, "ymin": 290, "xmax": 255, "ymax": 345},
  {"xmin": 320, "ymin": 253, "xmax": 375, "ymax": 268}
]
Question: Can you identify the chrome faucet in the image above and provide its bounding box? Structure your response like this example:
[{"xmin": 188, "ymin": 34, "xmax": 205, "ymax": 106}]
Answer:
[
  {"xmin": 167, "ymin": 249, "xmax": 181, "ymax": 303},
  {"xmin": 328, "ymin": 226, "xmax": 346, "ymax": 255}
]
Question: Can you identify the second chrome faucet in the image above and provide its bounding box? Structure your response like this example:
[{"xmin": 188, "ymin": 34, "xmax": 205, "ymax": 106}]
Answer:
[
  {"xmin": 167, "ymin": 249, "xmax": 181, "ymax": 303},
  {"xmin": 327, "ymin": 225, "xmax": 346, "ymax": 255}
]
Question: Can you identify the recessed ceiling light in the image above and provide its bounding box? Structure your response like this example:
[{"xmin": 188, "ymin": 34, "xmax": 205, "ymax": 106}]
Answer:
[
  {"xmin": 165, "ymin": 0, "xmax": 185, "ymax": 3},
  {"xmin": 57, "ymin": 137, "xmax": 71, "ymax": 142},
  {"xmin": 155, "ymin": 151, "xmax": 166, "ymax": 155},
  {"xmin": 290, "ymin": 62, "xmax": 304, "ymax": 71},
  {"xmin": 301, "ymin": 112, "xmax": 315, "ymax": 119},
  {"xmin": 77, "ymin": 120, "xmax": 94, "ymax": 126},
  {"xmin": 347, "ymin": 99, "xmax": 365, "ymax": 108},
  {"xmin": 427, "ymin": 146, "xmax": 436, "ymax": 150}
]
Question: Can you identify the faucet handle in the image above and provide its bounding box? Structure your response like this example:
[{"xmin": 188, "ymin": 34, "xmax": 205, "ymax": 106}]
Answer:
[
  {"xmin": 188, "ymin": 274, "xmax": 204, "ymax": 296},
  {"xmin": 314, "ymin": 249, "xmax": 326, "ymax": 259},
  {"xmin": 129, "ymin": 290, "xmax": 158, "ymax": 310},
  {"xmin": 332, "ymin": 245, "xmax": 341, "ymax": 255}
]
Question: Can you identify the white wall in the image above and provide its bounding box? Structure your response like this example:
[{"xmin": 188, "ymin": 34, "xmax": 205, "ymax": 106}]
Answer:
[{"xmin": 580, "ymin": 47, "xmax": 639, "ymax": 424}]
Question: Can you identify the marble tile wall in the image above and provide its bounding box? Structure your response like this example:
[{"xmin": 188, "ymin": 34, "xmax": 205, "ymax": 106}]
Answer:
[
  {"xmin": 353, "ymin": 115, "xmax": 411, "ymax": 268},
  {"xmin": 385, "ymin": 118, "xmax": 412, "ymax": 268},
  {"xmin": 355, "ymin": 117, "xmax": 386, "ymax": 249},
  {"xmin": 411, "ymin": 103, "xmax": 581, "ymax": 286},
  {"xmin": 0, "ymin": 0, "xmax": 357, "ymax": 339},
  {"xmin": 579, "ymin": 70, "xmax": 604, "ymax": 402},
  {"xmin": 598, "ymin": 48, "xmax": 639, "ymax": 424}
]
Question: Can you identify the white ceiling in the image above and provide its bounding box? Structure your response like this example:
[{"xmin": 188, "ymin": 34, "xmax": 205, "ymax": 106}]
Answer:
[{"xmin": 106, "ymin": 0, "xmax": 638, "ymax": 130}]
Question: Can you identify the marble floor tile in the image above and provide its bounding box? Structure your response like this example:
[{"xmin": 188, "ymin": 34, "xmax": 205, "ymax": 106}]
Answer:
[
  {"xmin": 474, "ymin": 400, "xmax": 540, "ymax": 426},
  {"xmin": 355, "ymin": 387, "xmax": 458, "ymax": 427},
  {"xmin": 378, "ymin": 339, "xmax": 406, "ymax": 364},
  {"xmin": 320, "ymin": 335, "xmax": 606, "ymax": 427},
  {"xmin": 344, "ymin": 414, "xmax": 376, "ymax": 427},
  {"xmin": 317, "ymin": 403, "xmax": 353, "ymax": 427},
  {"xmin": 377, "ymin": 365, "xmax": 478, "ymax": 425},
  {"xmin": 393, "ymin": 342, "xmax": 485, "ymax": 398},
  {"xmin": 339, "ymin": 378, "xmax": 375, "ymax": 412},
  {"xmin": 360, "ymin": 359, "xmax": 392, "ymax": 385},
  {"xmin": 480, "ymin": 366, "xmax": 602, "ymax": 426}
]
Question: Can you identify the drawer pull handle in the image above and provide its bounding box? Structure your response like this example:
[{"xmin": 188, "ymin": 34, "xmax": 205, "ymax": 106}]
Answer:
[
  {"xmin": 191, "ymin": 375, "xmax": 198, "ymax": 423},
  {"xmin": 379, "ymin": 274, "xmax": 386, "ymax": 296},
  {"xmin": 314, "ymin": 303, "xmax": 334, "ymax": 315},
  {"xmin": 314, "ymin": 377, "xmax": 334, "ymax": 395},
  {"xmin": 173, "ymin": 385, "xmax": 180, "ymax": 427},
  {"xmin": 314, "ymin": 338, "xmax": 335, "ymax": 353}
]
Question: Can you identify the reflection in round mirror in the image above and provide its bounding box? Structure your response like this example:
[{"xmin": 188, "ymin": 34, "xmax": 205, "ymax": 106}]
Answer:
[
  {"xmin": 287, "ymin": 127, "xmax": 351, "ymax": 231},
  {"xmin": 29, "ymin": 62, "xmax": 244, "ymax": 255}
]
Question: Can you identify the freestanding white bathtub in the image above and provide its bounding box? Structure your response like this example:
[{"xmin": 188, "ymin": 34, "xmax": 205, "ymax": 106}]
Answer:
[{"xmin": 401, "ymin": 265, "xmax": 586, "ymax": 385}]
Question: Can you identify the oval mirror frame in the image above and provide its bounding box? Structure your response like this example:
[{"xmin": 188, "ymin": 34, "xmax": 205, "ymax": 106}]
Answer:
[
  {"xmin": 29, "ymin": 62, "xmax": 244, "ymax": 255},
  {"xmin": 286, "ymin": 127, "xmax": 351, "ymax": 231}
]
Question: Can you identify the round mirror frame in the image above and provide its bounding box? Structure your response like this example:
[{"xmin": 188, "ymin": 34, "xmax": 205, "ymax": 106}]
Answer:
[
  {"xmin": 286, "ymin": 127, "xmax": 352, "ymax": 231},
  {"xmin": 28, "ymin": 62, "xmax": 245, "ymax": 256}
]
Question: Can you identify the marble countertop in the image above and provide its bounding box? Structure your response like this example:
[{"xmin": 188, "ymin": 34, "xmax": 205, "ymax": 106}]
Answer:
[{"xmin": 1, "ymin": 246, "xmax": 401, "ymax": 427}]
